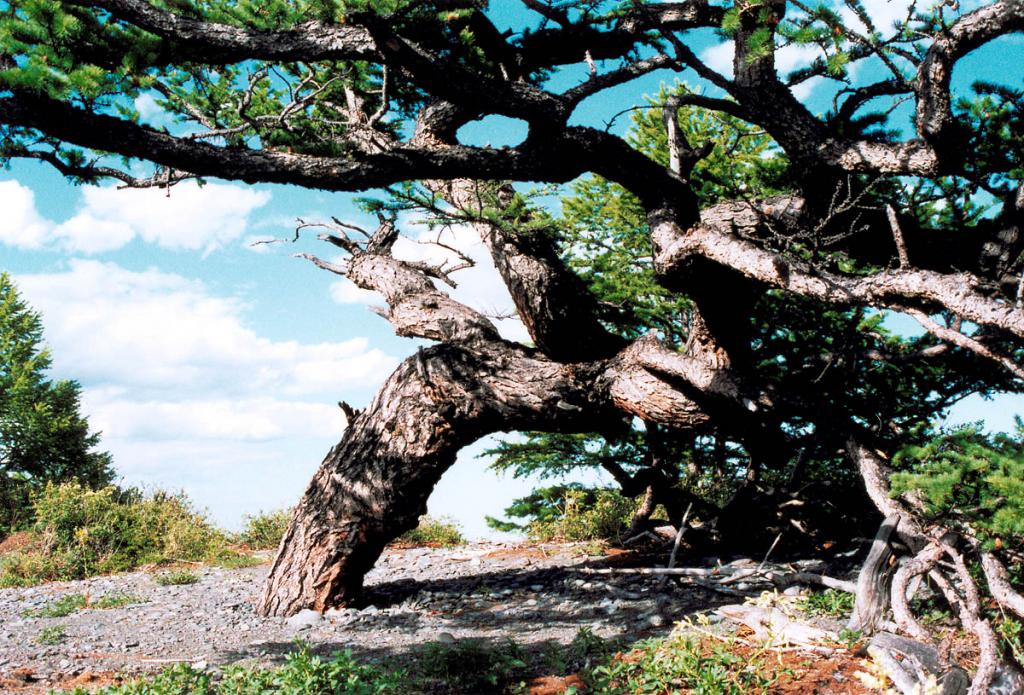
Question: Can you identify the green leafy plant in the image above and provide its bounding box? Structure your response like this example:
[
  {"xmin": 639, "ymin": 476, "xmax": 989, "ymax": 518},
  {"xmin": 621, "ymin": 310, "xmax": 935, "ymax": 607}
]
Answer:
[
  {"xmin": 91, "ymin": 592, "xmax": 147, "ymax": 609},
  {"xmin": 798, "ymin": 589, "xmax": 855, "ymax": 618},
  {"xmin": 56, "ymin": 644, "xmax": 406, "ymax": 694},
  {"xmin": 22, "ymin": 593, "xmax": 86, "ymax": 618},
  {"xmin": 35, "ymin": 625, "xmax": 66, "ymax": 645},
  {"xmin": 583, "ymin": 633, "xmax": 780, "ymax": 694},
  {"xmin": 155, "ymin": 570, "xmax": 199, "ymax": 586},
  {"xmin": 23, "ymin": 591, "xmax": 145, "ymax": 617},
  {"xmin": 209, "ymin": 551, "xmax": 264, "ymax": 569},
  {"xmin": 417, "ymin": 638, "xmax": 528, "ymax": 692}
]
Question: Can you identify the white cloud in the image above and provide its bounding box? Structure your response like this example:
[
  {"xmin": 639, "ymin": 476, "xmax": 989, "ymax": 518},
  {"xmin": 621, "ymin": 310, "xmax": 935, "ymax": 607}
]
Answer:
[
  {"xmin": 0, "ymin": 181, "xmax": 51, "ymax": 249},
  {"xmin": 330, "ymin": 278, "xmax": 382, "ymax": 305},
  {"xmin": 0, "ymin": 180, "xmax": 270, "ymax": 255},
  {"xmin": 327, "ymin": 221, "xmax": 531, "ymax": 343},
  {"xmin": 17, "ymin": 260, "xmax": 396, "ymax": 399},
  {"xmin": 66, "ymin": 182, "xmax": 270, "ymax": 253},
  {"xmin": 85, "ymin": 392, "xmax": 342, "ymax": 443},
  {"xmin": 10, "ymin": 259, "xmax": 404, "ymax": 525}
]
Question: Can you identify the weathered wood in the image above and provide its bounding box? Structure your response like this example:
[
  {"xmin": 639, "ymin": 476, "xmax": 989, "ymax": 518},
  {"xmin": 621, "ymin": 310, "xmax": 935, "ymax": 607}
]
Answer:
[
  {"xmin": 847, "ymin": 514, "xmax": 900, "ymax": 634},
  {"xmin": 715, "ymin": 604, "xmax": 837, "ymax": 649},
  {"xmin": 868, "ymin": 632, "xmax": 969, "ymax": 695},
  {"xmin": 258, "ymin": 341, "xmax": 618, "ymax": 616}
]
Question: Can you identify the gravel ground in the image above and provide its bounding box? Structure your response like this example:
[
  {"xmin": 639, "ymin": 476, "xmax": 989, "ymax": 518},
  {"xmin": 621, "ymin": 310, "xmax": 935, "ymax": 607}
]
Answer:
[{"xmin": 0, "ymin": 542, "xmax": 732, "ymax": 691}]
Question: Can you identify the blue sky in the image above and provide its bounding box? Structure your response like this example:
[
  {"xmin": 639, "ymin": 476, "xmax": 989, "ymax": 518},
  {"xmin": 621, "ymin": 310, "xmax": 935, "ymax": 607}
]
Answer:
[{"xmin": 2, "ymin": 0, "xmax": 1022, "ymax": 536}]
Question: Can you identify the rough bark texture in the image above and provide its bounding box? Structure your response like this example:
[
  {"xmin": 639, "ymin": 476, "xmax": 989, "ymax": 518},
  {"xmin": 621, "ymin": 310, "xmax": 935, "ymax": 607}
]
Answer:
[{"xmin": 259, "ymin": 341, "xmax": 616, "ymax": 615}]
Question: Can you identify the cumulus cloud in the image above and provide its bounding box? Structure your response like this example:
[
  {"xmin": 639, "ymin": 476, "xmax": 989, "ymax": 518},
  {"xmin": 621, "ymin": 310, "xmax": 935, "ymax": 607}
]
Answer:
[
  {"xmin": 0, "ymin": 181, "xmax": 52, "ymax": 249},
  {"xmin": 17, "ymin": 260, "xmax": 396, "ymax": 399},
  {"xmin": 0, "ymin": 180, "xmax": 269, "ymax": 254}
]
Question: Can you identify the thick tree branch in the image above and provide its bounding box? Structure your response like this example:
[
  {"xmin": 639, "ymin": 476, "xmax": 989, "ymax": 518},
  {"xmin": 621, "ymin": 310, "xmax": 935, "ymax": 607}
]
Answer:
[
  {"xmin": 64, "ymin": 0, "xmax": 378, "ymax": 63},
  {"xmin": 0, "ymin": 93, "xmax": 587, "ymax": 191},
  {"xmin": 653, "ymin": 201, "xmax": 1024, "ymax": 341},
  {"xmin": 916, "ymin": 0, "xmax": 1024, "ymax": 149},
  {"xmin": 293, "ymin": 217, "xmax": 499, "ymax": 344}
]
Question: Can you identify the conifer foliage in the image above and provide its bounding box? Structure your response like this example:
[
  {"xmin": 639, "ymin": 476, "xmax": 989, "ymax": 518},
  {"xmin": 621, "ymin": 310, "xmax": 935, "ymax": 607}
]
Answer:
[{"xmin": 0, "ymin": 273, "xmax": 113, "ymax": 532}]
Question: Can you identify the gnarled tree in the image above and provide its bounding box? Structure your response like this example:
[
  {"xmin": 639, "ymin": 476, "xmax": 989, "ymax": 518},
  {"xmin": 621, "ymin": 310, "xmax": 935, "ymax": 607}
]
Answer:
[{"xmin": 3, "ymin": 0, "xmax": 1024, "ymax": 689}]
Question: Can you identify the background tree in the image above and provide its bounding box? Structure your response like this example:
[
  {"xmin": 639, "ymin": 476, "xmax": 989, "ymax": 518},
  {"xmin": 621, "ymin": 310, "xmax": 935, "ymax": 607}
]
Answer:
[
  {"xmin": 0, "ymin": 273, "xmax": 114, "ymax": 534},
  {"xmin": 3, "ymin": 0, "xmax": 1024, "ymax": 689}
]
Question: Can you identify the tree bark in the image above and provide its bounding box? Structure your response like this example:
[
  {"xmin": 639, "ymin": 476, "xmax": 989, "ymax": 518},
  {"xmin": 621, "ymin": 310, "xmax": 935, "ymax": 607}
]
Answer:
[{"xmin": 258, "ymin": 340, "xmax": 620, "ymax": 616}]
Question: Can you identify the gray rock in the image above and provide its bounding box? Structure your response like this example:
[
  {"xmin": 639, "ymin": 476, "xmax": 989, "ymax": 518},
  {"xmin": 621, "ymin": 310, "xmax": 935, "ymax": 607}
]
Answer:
[
  {"xmin": 285, "ymin": 609, "xmax": 323, "ymax": 630},
  {"xmin": 645, "ymin": 614, "xmax": 667, "ymax": 628},
  {"xmin": 435, "ymin": 632, "xmax": 457, "ymax": 645}
]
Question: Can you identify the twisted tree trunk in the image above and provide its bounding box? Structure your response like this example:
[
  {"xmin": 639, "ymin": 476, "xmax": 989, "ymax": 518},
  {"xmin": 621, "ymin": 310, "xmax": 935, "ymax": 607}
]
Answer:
[{"xmin": 258, "ymin": 341, "xmax": 615, "ymax": 616}]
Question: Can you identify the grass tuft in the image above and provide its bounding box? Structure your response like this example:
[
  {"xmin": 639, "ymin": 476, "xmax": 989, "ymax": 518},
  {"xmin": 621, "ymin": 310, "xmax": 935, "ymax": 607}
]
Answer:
[
  {"xmin": 35, "ymin": 625, "xmax": 66, "ymax": 645},
  {"xmin": 154, "ymin": 570, "xmax": 199, "ymax": 586}
]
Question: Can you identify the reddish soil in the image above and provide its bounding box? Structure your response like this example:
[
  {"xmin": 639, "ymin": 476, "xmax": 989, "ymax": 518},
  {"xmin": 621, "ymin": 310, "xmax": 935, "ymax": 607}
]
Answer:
[{"xmin": 0, "ymin": 532, "xmax": 36, "ymax": 555}]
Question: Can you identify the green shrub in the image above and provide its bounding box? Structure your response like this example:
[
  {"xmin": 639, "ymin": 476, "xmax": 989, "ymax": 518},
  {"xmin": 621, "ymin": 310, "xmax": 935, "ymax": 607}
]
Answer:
[
  {"xmin": 494, "ymin": 486, "xmax": 638, "ymax": 543},
  {"xmin": 892, "ymin": 425, "xmax": 1024, "ymax": 545},
  {"xmin": 395, "ymin": 516, "xmax": 466, "ymax": 547},
  {"xmin": 0, "ymin": 549, "xmax": 62, "ymax": 587},
  {"xmin": 584, "ymin": 633, "xmax": 779, "ymax": 694},
  {"xmin": 155, "ymin": 570, "xmax": 199, "ymax": 586},
  {"xmin": 0, "ymin": 482, "xmax": 226, "ymax": 585},
  {"xmin": 56, "ymin": 645, "xmax": 405, "ymax": 694},
  {"xmin": 798, "ymin": 589, "xmax": 855, "ymax": 618},
  {"xmin": 417, "ymin": 638, "xmax": 527, "ymax": 692},
  {"xmin": 236, "ymin": 508, "xmax": 292, "ymax": 549}
]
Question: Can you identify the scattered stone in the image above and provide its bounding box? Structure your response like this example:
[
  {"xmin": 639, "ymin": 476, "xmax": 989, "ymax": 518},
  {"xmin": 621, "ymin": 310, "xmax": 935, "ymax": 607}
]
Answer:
[
  {"xmin": 285, "ymin": 609, "xmax": 323, "ymax": 630},
  {"xmin": 435, "ymin": 632, "xmax": 457, "ymax": 645},
  {"xmin": 0, "ymin": 542, "xmax": 778, "ymax": 682}
]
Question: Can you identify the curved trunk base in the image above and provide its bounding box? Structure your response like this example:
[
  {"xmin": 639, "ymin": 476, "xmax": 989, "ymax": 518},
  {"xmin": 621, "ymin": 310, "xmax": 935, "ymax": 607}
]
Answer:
[{"xmin": 257, "ymin": 341, "xmax": 613, "ymax": 617}]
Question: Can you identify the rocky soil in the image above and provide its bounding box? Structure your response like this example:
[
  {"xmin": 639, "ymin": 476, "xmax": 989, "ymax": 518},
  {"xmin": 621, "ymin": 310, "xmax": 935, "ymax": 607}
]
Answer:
[{"xmin": 0, "ymin": 542, "xmax": 741, "ymax": 692}]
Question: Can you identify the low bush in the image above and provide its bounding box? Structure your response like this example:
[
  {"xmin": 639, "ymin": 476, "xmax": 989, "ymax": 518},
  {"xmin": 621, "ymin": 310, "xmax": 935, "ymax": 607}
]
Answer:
[
  {"xmin": 0, "ymin": 482, "xmax": 229, "ymax": 586},
  {"xmin": 395, "ymin": 516, "xmax": 466, "ymax": 547},
  {"xmin": 583, "ymin": 632, "xmax": 781, "ymax": 694},
  {"xmin": 236, "ymin": 508, "xmax": 292, "ymax": 549}
]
